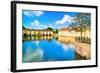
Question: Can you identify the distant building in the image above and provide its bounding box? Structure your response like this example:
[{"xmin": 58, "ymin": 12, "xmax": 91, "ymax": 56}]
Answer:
[
  {"xmin": 58, "ymin": 27, "xmax": 90, "ymax": 38},
  {"xmin": 59, "ymin": 27, "xmax": 75, "ymax": 34},
  {"xmin": 23, "ymin": 29, "xmax": 31, "ymax": 35},
  {"xmin": 23, "ymin": 29, "xmax": 54, "ymax": 36}
]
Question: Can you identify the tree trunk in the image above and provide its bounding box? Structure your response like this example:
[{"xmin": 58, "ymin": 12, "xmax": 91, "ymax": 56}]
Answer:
[
  {"xmin": 80, "ymin": 25, "xmax": 83, "ymax": 41},
  {"xmin": 84, "ymin": 27, "xmax": 87, "ymax": 38}
]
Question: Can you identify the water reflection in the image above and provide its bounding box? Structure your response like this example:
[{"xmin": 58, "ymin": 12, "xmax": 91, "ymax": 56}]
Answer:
[
  {"xmin": 23, "ymin": 35, "xmax": 54, "ymax": 41},
  {"xmin": 22, "ymin": 36, "xmax": 84, "ymax": 63}
]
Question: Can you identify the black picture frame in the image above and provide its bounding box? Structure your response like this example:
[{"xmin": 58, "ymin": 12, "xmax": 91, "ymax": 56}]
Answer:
[{"xmin": 11, "ymin": 1, "xmax": 98, "ymax": 72}]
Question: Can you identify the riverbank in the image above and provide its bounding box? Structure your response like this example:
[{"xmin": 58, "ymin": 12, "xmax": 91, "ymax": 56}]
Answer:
[{"xmin": 74, "ymin": 42, "xmax": 91, "ymax": 59}]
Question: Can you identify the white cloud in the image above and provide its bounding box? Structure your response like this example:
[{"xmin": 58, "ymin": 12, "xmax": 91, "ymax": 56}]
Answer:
[
  {"xmin": 48, "ymin": 24, "xmax": 52, "ymax": 27},
  {"xmin": 23, "ymin": 11, "xmax": 44, "ymax": 17},
  {"xmin": 33, "ymin": 11, "xmax": 44, "ymax": 17},
  {"xmin": 48, "ymin": 24, "xmax": 54, "ymax": 28},
  {"xmin": 56, "ymin": 15, "xmax": 74, "ymax": 25},
  {"xmin": 31, "ymin": 20, "xmax": 40, "ymax": 26},
  {"xmin": 26, "ymin": 20, "xmax": 47, "ymax": 29}
]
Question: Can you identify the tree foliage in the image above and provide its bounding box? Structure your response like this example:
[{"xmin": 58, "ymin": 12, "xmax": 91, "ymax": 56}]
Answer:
[
  {"xmin": 69, "ymin": 13, "xmax": 91, "ymax": 39},
  {"xmin": 46, "ymin": 27, "xmax": 53, "ymax": 31}
]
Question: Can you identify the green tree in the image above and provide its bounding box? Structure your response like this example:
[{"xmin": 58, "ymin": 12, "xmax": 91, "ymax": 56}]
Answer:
[
  {"xmin": 69, "ymin": 13, "xmax": 91, "ymax": 40},
  {"xmin": 46, "ymin": 27, "xmax": 53, "ymax": 31},
  {"xmin": 82, "ymin": 13, "xmax": 91, "ymax": 38},
  {"xmin": 53, "ymin": 29, "xmax": 59, "ymax": 34},
  {"xmin": 23, "ymin": 26, "xmax": 27, "ymax": 30}
]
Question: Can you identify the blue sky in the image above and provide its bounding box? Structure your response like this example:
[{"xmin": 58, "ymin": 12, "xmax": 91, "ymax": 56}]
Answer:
[{"xmin": 22, "ymin": 10, "xmax": 79, "ymax": 30}]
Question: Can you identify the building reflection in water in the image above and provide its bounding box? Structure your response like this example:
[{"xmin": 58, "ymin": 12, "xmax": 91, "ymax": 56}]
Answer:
[
  {"xmin": 23, "ymin": 35, "xmax": 54, "ymax": 41},
  {"xmin": 23, "ymin": 35, "xmax": 76, "ymax": 44}
]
